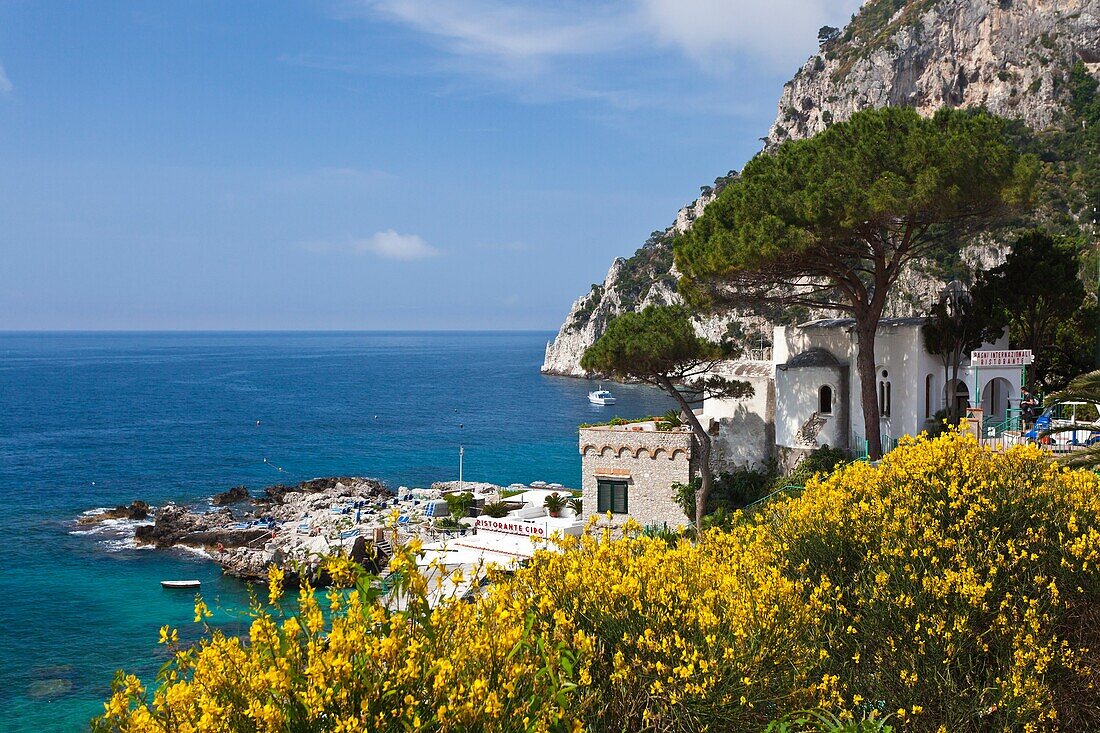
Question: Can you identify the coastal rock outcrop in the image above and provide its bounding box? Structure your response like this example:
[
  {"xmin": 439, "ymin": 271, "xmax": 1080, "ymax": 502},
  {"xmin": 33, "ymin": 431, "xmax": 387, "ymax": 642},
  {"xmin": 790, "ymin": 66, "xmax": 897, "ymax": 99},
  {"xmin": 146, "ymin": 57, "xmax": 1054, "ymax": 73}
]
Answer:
[
  {"xmin": 211, "ymin": 485, "xmax": 250, "ymax": 506},
  {"xmin": 133, "ymin": 504, "xmax": 267, "ymax": 549},
  {"xmin": 120, "ymin": 476, "xmax": 393, "ymax": 582},
  {"xmin": 77, "ymin": 501, "xmax": 150, "ymax": 524},
  {"xmin": 541, "ymin": 0, "xmax": 1100, "ymax": 378},
  {"xmin": 260, "ymin": 476, "xmax": 361, "ymax": 504}
]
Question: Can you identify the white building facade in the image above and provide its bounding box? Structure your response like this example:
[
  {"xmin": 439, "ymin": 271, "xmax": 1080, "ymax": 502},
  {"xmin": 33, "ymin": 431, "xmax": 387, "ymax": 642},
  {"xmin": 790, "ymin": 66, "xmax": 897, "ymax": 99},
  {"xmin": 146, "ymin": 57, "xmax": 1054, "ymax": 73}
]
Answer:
[
  {"xmin": 771, "ymin": 317, "xmax": 1020, "ymax": 464},
  {"xmin": 578, "ymin": 316, "xmax": 1024, "ymax": 527}
]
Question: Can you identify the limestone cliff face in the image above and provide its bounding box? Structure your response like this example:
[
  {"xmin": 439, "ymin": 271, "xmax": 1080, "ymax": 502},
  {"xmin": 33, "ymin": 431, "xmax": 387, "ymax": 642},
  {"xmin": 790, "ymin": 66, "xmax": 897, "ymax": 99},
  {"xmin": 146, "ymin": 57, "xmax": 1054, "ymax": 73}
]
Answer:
[
  {"xmin": 542, "ymin": 0, "xmax": 1100, "ymax": 378},
  {"xmin": 770, "ymin": 0, "xmax": 1100, "ymax": 147},
  {"xmin": 542, "ymin": 184, "xmax": 735, "ymax": 377}
]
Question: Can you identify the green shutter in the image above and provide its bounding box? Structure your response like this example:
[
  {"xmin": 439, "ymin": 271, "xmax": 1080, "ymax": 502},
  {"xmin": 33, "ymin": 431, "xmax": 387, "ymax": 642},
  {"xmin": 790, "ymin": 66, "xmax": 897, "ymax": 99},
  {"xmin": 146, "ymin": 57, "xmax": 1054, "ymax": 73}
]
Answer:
[
  {"xmin": 612, "ymin": 482, "xmax": 628, "ymax": 514},
  {"xmin": 597, "ymin": 481, "xmax": 612, "ymax": 513}
]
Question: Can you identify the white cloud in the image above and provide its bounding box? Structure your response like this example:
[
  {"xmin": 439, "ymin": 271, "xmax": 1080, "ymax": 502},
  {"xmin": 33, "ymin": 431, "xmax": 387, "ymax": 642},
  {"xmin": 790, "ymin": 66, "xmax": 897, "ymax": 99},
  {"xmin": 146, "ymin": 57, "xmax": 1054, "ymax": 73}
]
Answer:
[
  {"xmin": 0, "ymin": 62, "xmax": 13, "ymax": 95},
  {"xmin": 355, "ymin": 230, "xmax": 440, "ymax": 260},
  {"xmin": 638, "ymin": 0, "xmax": 848, "ymax": 71},
  {"xmin": 333, "ymin": 0, "xmax": 861, "ymax": 113},
  {"xmin": 351, "ymin": 0, "xmax": 859, "ymax": 71},
  {"xmin": 354, "ymin": 1, "xmax": 628, "ymax": 62},
  {"xmin": 297, "ymin": 230, "xmax": 441, "ymax": 260}
]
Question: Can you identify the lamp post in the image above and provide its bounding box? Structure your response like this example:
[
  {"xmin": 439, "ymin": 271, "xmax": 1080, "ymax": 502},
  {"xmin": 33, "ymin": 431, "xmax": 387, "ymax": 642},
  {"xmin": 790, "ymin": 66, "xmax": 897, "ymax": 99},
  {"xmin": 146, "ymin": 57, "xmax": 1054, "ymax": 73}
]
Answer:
[{"xmin": 459, "ymin": 446, "xmax": 464, "ymax": 493}]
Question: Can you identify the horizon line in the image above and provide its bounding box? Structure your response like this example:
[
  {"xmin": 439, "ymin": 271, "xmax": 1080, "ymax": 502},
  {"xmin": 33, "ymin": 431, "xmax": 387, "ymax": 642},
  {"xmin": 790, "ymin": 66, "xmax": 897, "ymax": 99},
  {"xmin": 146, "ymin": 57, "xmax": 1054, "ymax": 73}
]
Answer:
[{"xmin": 0, "ymin": 328, "xmax": 559, "ymax": 334}]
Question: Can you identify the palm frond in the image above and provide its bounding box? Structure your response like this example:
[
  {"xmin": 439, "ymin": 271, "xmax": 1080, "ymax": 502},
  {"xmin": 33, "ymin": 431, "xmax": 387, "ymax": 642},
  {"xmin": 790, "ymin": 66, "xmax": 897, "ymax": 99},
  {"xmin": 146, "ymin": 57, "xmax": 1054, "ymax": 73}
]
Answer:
[
  {"xmin": 1046, "ymin": 370, "xmax": 1100, "ymax": 405},
  {"xmin": 1054, "ymin": 446, "xmax": 1100, "ymax": 469}
]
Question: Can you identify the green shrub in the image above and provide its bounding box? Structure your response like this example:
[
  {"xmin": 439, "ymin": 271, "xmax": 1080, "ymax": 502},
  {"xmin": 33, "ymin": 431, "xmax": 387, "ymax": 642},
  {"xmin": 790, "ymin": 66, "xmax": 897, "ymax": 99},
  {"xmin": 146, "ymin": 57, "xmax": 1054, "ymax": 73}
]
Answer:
[
  {"xmin": 673, "ymin": 465, "xmax": 775, "ymax": 520},
  {"xmin": 443, "ymin": 491, "xmax": 473, "ymax": 518},
  {"xmin": 765, "ymin": 710, "xmax": 894, "ymax": 733},
  {"xmin": 776, "ymin": 445, "xmax": 850, "ymax": 492},
  {"xmin": 481, "ymin": 501, "xmax": 510, "ymax": 518}
]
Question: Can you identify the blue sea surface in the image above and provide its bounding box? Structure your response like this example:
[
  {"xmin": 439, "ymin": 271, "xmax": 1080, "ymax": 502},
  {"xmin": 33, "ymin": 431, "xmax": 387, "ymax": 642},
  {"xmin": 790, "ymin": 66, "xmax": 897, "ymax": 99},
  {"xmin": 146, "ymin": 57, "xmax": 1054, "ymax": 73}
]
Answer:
[{"xmin": 0, "ymin": 331, "xmax": 674, "ymax": 731}]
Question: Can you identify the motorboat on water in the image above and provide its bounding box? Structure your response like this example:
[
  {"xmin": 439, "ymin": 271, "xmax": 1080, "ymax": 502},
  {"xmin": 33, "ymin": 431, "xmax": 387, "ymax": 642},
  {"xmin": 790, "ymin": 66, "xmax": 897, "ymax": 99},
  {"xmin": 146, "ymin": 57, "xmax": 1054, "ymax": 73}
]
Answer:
[
  {"xmin": 161, "ymin": 580, "xmax": 201, "ymax": 589},
  {"xmin": 588, "ymin": 387, "xmax": 616, "ymax": 405}
]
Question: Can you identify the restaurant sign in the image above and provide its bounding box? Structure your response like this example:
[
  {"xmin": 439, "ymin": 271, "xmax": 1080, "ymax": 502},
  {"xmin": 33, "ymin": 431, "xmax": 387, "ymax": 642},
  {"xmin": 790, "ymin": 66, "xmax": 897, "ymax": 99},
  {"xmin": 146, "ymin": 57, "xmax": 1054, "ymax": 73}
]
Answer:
[
  {"xmin": 474, "ymin": 518, "xmax": 546, "ymax": 537},
  {"xmin": 971, "ymin": 349, "xmax": 1034, "ymax": 367}
]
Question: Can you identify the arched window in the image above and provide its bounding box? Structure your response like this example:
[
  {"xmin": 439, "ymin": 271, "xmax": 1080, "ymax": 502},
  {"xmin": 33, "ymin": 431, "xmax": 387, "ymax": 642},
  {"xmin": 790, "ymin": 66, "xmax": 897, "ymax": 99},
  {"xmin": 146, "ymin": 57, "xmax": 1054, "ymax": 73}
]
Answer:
[
  {"xmin": 819, "ymin": 385, "xmax": 833, "ymax": 414},
  {"xmin": 879, "ymin": 369, "xmax": 891, "ymax": 417},
  {"xmin": 925, "ymin": 374, "xmax": 934, "ymax": 418}
]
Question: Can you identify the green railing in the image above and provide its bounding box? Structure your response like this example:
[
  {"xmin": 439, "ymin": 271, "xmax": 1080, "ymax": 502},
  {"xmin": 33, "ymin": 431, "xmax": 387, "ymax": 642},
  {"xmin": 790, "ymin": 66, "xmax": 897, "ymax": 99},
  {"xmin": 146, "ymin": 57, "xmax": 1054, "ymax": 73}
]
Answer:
[
  {"xmin": 982, "ymin": 409, "xmax": 1023, "ymax": 439},
  {"xmin": 850, "ymin": 433, "xmax": 899, "ymax": 461},
  {"xmin": 744, "ymin": 484, "xmax": 804, "ymax": 510}
]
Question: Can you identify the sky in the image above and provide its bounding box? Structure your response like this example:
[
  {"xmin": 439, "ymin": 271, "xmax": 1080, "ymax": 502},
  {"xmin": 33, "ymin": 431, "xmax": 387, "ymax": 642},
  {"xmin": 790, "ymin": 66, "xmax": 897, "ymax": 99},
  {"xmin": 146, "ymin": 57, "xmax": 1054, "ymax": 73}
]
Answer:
[{"xmin": 0, "ymin": 0, "xmax": 862, "ymax": 330}]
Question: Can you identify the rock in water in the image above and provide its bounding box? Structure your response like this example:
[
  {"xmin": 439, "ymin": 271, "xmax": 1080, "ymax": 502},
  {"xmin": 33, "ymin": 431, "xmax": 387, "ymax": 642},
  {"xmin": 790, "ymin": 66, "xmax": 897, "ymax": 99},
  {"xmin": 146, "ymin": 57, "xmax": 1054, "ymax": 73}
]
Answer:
[
  {"xmin": 30, "ymin": 664, "xmax": 74, "ymax": 680},
  {"xmin": 27, "ymin": 679, "xmax": 72, "ymax": 699},
  {"xmin": 261, "ymin": 476, "xmax": 380, "ymax": 504},
  {"xmin": 212, "ymin": 485, "xmax": 250, "ymax": 505},
  {"xmin": 77, "ymin": 501, "xmax": 150, "ymax": 524},
  {"xmin": 134, "ymin": 504, "xmax": 266, "ymax": 549}
]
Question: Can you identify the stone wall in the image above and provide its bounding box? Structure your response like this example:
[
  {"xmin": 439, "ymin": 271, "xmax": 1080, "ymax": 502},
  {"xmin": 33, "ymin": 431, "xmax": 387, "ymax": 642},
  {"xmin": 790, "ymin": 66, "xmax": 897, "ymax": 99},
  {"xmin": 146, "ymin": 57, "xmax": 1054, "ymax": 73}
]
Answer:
[{"xmin": 579, "ymin": 427, "xmax": 695, "ymax": 529}]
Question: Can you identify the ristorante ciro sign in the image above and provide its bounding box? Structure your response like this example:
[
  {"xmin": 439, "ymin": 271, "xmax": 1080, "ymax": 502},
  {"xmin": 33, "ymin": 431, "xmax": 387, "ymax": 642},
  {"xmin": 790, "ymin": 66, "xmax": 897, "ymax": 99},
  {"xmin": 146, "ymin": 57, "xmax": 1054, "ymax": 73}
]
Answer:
[{"xmin": 474, "ymin": 518, "xmax": 546, "ymax": 537}]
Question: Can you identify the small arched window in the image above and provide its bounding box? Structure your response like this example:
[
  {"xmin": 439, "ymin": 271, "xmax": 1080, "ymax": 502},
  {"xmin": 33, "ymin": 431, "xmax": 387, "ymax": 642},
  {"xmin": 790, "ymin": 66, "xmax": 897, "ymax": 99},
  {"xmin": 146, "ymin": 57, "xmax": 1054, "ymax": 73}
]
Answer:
[
  {"xmin": 925, "ymin": 374, "xmax": 934, "ymax": 418},
  {"xmin": 819, "ymin": 385, "xmax": 833, "ymax": 414},
  {"xmin": 879, "ymin": 378, "xmax": 892, "ymax": 417}
]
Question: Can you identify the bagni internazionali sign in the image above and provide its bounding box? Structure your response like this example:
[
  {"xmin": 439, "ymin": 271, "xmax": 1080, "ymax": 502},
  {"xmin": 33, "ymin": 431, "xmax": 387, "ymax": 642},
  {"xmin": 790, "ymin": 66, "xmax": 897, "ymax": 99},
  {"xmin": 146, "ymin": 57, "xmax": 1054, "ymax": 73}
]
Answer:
[
  {"xmin": 971, "ymin": 350, "xmax": 1034, "ymax": 367},
  {"xmin": 474, "ymin": 518, "xmax": 546, "ymax": 537}
]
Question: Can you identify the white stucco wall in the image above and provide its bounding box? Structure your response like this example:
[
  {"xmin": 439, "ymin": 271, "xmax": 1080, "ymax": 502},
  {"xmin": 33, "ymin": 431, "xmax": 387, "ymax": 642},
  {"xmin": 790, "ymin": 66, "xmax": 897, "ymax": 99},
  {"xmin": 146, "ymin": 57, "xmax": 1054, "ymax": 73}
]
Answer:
[
  {"xmin": 700, "ymin": 362, "xmax": 775, "ymax": 470},
  {"xmin": 775, "ymin": 365, "xmax": 846, "ymax": 450},
  {"xmin": 775, "ymin": 319, "xmax": 1018, "ymax": 449}
]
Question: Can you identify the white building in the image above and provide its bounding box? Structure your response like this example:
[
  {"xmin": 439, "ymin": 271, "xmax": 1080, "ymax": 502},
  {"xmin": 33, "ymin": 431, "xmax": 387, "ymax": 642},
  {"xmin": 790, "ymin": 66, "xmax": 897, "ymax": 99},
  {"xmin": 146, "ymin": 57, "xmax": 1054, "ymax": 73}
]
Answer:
[
  {"xmin": 706, "ymin": 316, "xmax": 1021, "ymax": 467},
  {"xmin": 577, "ymin": 315, "xmax": 1025, "ymax": 527}
]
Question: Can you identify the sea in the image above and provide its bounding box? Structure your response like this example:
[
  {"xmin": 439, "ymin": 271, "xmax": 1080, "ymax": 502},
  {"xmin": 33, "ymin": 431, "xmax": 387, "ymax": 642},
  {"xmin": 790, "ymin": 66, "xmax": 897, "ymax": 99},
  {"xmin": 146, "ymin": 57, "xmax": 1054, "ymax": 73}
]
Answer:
[{"xmin": 0, "ymin": 331, "xmax": 675, "ymax": 731}]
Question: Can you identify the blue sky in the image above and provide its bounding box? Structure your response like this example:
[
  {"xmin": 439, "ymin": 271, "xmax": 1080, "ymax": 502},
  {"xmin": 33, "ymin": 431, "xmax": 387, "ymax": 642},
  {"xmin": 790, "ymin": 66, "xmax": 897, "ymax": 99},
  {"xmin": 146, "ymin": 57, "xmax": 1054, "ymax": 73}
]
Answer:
[{"xmin": 0, "ymin": 0, "xmax": 861, "ymax": 330}]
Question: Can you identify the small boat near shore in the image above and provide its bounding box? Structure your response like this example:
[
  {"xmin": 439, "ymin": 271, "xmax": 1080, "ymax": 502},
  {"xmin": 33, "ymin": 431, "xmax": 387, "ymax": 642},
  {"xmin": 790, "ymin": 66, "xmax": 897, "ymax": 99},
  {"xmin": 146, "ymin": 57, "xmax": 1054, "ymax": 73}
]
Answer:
[
  {"xmin": 588, "ymin": 387, "xmax": 616, "ymax": 405},
  {"xmin": 161, "ymin": 580, "xmax": 201, "ymax": 589}
]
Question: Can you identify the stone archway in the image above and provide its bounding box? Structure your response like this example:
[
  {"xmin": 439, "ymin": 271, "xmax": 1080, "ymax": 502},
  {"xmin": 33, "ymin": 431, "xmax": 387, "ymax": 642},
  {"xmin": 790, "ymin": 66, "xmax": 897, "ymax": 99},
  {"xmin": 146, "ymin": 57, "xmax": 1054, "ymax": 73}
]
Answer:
[{"xmin": 982, "ymin": 377, "xmax": 1013, "ymax": 423}]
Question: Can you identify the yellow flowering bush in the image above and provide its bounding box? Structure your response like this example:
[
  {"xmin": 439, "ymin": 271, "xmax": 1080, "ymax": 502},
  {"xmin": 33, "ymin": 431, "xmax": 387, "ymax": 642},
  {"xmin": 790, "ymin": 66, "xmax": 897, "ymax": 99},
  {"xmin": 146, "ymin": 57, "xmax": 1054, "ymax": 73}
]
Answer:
[
  {"xmin": 94, "ymin": 431, "xmax": 1100, "ymax": 732},
  {"xmin": 95, "ymin": 552, "xmax": 590, "ymax": 733},
  {"xmin": 765, "ymin": 431, "xmax": 1100, "ymax": 731},
  {"xmin": 506, "ymin": 521, "xmax": 827, "ymax": 730}
]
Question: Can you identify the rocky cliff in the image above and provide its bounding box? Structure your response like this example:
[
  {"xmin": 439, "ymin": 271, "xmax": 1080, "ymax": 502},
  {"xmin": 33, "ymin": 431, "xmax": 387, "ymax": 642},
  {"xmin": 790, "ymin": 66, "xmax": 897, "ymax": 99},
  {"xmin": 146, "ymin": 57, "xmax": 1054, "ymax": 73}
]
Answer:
[
  {"xmin": 542, "ymin": 0, "xmax": 1100, "ymax": 377},
  {"xmin": 541, "ymin": 180, "xmax": 743, "ymax": 377},
  {"xmin": 770, "ymin": 0, "xmax": 1100, "ymax": 146}
]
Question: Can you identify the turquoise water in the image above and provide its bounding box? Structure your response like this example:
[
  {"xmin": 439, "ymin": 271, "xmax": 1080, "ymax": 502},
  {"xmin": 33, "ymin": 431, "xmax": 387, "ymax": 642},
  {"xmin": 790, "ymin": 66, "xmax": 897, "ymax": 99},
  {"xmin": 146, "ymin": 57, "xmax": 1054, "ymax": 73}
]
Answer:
[{"xmin": 0, "ymin": 332, "xmax": 674, "ymax": 730}]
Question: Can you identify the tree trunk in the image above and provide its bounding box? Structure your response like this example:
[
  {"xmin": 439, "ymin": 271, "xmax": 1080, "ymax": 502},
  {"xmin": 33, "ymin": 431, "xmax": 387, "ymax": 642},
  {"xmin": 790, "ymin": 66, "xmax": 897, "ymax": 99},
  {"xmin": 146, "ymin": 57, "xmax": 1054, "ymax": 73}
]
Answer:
[
  {"xmin": 946, "ymin": 358, "xmax": 954, "ymax": 422},
  {"xmin": 659, "ymin": 376, "xmax": 712, "ymax": 529},
  {"xmin": 854, "ymin": 318, "xmax": 883, "ymax": 460},
  {"xmin": 949, "ymin": 352, "xmax": 963, "ymax": 427}
]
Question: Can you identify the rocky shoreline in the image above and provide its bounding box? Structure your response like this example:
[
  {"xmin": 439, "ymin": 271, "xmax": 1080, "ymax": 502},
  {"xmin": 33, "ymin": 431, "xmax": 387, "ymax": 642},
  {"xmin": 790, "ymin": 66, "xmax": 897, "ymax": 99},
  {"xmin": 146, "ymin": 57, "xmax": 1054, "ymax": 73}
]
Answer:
[{"xmin": 76, "ymin": 476, "xmax": 513, "ymax": 585}]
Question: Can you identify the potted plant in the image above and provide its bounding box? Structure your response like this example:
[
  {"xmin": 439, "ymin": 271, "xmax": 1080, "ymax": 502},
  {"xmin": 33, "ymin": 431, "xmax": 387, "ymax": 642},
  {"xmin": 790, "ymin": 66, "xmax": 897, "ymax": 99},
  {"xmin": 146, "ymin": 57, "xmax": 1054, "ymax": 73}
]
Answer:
[{"xmin": 543, "ymin": 493, "xmax": 566, "ymax": 518}]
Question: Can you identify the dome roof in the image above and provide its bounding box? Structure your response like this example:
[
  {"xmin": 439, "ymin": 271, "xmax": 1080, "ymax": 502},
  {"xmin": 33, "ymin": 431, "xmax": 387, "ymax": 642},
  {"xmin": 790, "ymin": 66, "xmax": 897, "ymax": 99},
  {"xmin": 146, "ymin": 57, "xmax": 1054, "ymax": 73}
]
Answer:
[{"xmin": 785, "ymin": 348, "xmax": 841, "ymax": 368}]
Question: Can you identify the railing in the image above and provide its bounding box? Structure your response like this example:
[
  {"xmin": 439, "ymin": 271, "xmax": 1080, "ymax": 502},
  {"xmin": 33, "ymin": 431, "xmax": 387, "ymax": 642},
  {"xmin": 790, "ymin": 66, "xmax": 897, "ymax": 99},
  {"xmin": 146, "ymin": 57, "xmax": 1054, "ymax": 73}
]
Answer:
[
  {"xmin": 850, "ymin": 433, "xmax": 899, "ymax": 461},
  {"xmin": 983, "ymin": 409, "xmax": 1023, "ymax": 439},
  {"xmin": 744, "ymin": 484, "xmax": 804, "ymax": 510}
]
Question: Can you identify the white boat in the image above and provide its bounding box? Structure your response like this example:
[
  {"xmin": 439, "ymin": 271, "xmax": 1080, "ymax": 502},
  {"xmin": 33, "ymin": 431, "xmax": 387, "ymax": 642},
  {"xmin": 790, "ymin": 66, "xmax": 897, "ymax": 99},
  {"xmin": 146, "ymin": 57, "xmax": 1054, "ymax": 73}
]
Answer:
[
  {"xmin": 161, "ymin": 580, "xmax": 201, "ymax": 589},
  {"xmin": 588, "ymin": 387, "xmax": 616, "ymax": 405}
]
